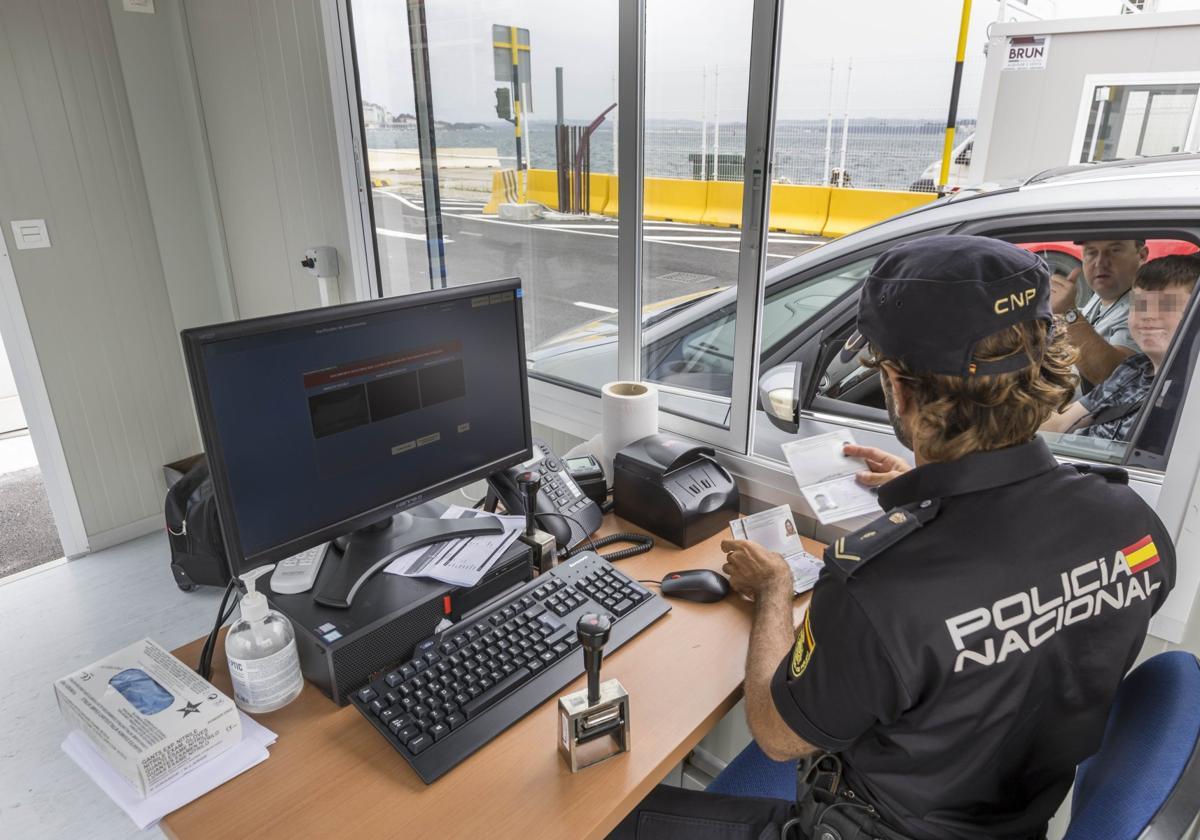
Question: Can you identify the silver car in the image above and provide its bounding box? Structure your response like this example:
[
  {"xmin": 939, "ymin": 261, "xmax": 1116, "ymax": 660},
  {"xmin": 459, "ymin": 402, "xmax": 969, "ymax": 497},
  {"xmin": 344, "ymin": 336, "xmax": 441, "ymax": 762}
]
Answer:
[{"xmin": 528, "ymin": 154, "xmax": 1200, "ymax": 515}]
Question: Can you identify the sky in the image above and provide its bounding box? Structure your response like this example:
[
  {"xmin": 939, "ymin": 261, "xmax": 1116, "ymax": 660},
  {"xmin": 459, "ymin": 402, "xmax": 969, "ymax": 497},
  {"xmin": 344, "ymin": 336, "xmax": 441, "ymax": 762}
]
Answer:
[{"xmin": 352, "ymin": 0, "xmax": 1200, "ymax": 123}]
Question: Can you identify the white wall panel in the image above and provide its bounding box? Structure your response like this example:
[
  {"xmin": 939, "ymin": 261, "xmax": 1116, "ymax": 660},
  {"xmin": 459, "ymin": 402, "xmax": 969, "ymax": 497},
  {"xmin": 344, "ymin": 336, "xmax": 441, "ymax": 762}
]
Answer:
[
  {"xmin": 0, "ymin": 0, "xmax": 201, "ymax": 540},
  {"xmin": 184, "ymin": 0, "xmax": 357, "ymax": 318}
]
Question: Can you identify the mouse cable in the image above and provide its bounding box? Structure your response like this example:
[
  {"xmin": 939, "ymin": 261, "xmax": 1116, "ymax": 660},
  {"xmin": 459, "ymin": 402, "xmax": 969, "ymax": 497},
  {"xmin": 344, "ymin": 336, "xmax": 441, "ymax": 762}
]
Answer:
[
  {"xmin": 637, "ymin": 579, "xmax": 662, "ymax": 587},
  {"xmin": 197, "ymin": 579, "xmax": 241, "ymax": 680}
]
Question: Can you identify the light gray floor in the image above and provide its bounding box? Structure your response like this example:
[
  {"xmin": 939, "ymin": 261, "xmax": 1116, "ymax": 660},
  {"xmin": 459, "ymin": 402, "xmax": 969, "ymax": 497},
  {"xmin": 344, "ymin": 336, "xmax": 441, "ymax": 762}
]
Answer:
[{"xmin": 0, "ymin": 532, "xmax": 223, "ymax": 839}]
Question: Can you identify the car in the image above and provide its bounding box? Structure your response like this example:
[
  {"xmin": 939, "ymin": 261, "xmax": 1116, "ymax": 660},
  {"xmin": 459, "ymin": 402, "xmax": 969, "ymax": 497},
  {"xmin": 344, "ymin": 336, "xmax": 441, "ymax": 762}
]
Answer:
[{"xmin": 528, "ymin": 154, "xmax": 1200, "ymax": 516}]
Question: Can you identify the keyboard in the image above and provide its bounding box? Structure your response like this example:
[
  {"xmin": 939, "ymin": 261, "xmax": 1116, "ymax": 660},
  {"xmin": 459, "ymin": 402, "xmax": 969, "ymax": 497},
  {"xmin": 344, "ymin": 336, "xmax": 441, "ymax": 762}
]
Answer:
[{"xmin": 351, "ymin": 551, "xmax": 670, "ymax": 783}]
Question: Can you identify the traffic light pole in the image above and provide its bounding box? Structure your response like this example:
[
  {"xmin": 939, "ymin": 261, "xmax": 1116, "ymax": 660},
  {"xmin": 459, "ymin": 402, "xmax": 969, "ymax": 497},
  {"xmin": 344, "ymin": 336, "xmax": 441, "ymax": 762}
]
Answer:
[{"xmin": 509, "ymin": 26, "xmax": 525, "ymax": 199}]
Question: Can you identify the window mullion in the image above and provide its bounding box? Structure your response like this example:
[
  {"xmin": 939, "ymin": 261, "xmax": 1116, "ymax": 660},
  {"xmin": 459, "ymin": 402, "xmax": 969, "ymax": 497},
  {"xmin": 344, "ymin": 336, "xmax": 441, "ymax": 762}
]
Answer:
[{"xmin": 616, "ymin": 0, "xmax": 645, "ymax": 382}]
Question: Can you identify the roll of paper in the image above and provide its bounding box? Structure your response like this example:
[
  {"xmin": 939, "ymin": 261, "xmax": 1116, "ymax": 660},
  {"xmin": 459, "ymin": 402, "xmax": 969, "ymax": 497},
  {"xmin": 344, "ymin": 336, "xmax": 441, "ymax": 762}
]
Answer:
[{"xmin": 601, "ymin": 381, "xmax": 658, "ymax": 477}]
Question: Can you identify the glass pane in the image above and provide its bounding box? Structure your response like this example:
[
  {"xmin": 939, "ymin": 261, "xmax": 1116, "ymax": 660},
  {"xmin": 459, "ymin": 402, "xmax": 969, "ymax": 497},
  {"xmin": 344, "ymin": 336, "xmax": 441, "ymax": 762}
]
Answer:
[
  {"xmin": 1078, "ymin": 83, "xmax": 1199, "ymax": 163},
  {"xmin": 351, "ymin": 0, "xmax": 620, "ymax": 393},
  {"xmin": 351, "ymin": 2, "xmax": 426, "ymax": 296},
  {"xmin": 639, "ymin": 0, "xmax": 755, "ymax": 427}
]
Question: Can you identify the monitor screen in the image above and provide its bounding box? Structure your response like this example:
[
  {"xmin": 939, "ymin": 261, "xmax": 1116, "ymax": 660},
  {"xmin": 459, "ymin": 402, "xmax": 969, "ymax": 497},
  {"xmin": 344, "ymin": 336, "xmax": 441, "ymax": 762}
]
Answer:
[{"xmin": 182, "ymin": 279, "xmax": 531, "ymax": 574}]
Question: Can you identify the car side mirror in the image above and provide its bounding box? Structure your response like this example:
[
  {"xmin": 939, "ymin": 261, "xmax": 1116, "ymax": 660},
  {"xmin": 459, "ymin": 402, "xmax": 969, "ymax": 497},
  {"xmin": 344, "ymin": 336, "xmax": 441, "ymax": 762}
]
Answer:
[{"xmin": 758, "ymin": 362, "xmax": 802, "ymax": 434}]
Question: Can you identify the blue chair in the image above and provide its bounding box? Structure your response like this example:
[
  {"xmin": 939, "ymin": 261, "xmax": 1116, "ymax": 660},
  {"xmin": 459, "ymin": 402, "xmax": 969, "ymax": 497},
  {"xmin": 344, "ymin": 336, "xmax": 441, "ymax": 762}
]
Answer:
[
  {"xmin": 1065, "ymin": 651, "xmax": 1200, "ymax": 840},
  {"xmin": 707, "ymin": 739, "xmax": 796, "ymax": 801},
  {"xmin": 707, "ymin": 652, "xmax": 1200, "ymax": 839}
]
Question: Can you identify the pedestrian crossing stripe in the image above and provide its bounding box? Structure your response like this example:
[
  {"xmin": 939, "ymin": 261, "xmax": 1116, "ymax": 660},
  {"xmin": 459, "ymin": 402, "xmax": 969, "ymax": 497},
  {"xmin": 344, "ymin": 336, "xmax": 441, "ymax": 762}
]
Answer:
[{"xmin": 1122, "ymin": 535, "xmax": 1160, "ymax": 572}]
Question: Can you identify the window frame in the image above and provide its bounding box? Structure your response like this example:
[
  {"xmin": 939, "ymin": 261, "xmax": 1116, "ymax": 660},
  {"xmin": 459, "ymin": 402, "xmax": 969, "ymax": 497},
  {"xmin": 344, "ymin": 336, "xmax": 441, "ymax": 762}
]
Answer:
[
  {"xmin": 331, "ymin": 0, "xmax": 786, "ymax": 457},
  {"xmin": 1068, "ymin": 72, "xmax": 1200, "ymax": 167}
]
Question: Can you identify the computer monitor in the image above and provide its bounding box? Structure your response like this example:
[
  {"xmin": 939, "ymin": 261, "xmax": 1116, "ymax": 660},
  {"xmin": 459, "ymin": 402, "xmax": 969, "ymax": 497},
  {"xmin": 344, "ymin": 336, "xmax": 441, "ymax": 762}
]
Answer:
[{"xmin": 181, "ymin": 277, "xmax": 532, "ymax": 607}]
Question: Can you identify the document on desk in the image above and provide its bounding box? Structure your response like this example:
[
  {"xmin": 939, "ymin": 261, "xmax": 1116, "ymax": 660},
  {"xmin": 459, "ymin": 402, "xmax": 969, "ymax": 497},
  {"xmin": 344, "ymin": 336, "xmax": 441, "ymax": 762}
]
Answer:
[
  {"xmin": 61, "ymin": 712, "xmax": 276, "ymax": 830},
  {"xmin": 729, "ymin": 505, "xmax": 824, "ymax": 594},
  {"xmin": 781, "ymin": 430, "xmax": 881, "ymax": 525},
  {"xmin": 384, "ymin": 505, "xmax": 524, "ymax": 587}
]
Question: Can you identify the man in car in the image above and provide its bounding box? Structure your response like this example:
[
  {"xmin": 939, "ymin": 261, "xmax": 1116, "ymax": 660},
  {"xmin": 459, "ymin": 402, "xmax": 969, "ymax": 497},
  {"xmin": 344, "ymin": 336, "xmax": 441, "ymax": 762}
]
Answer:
[
  {"xmin": 608, "ymin": 235, "xmax": 1175, "ymax": 840},
  {"xmin": 1043, "ymin": 254, "xmax": 1199, "ymax": 441},
  {"xmin": 1050, "ymin": 239, "xmax": 1147, "ymax": 388}
]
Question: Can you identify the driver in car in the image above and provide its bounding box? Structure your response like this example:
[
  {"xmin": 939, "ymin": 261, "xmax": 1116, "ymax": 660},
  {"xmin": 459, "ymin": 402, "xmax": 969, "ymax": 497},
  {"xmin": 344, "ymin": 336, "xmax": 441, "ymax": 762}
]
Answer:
[
  {"xmin": 1042, "ymin": 254, "xmax": 1199, "ymax": 441},
  {"xmin": 1049, "ymin": 239, "xmax": 1147, "ymax": 389}
]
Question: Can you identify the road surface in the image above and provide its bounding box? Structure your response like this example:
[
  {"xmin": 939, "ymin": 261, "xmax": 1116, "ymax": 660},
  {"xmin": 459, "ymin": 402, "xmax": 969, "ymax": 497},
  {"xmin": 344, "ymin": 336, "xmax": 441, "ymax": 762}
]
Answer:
[{"xmin": 370, "ymin": 185, "xmax": 826, "ymax": 347}]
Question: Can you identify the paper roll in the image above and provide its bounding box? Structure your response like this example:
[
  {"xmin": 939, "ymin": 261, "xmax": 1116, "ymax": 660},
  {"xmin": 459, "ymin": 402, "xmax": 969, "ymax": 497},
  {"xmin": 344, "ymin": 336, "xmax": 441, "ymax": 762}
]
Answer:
[{"xmin": 601, "ymin": 381, "xmax": 659, "ymax": 477}]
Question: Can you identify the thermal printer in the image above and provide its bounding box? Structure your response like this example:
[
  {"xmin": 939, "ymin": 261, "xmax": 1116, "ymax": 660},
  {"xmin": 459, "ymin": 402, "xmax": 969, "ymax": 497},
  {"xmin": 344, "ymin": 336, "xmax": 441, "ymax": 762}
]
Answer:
[{"xmin": 613, "ymin": 434, "xmax": 740, "ymax": 547}]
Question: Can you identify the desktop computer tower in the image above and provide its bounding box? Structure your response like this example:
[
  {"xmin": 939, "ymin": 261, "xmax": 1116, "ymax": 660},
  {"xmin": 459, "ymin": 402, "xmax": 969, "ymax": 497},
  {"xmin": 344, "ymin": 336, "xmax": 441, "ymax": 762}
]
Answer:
[{"xmin": 270, "ymin": 540, "xmax": 533, "ymax": 705}]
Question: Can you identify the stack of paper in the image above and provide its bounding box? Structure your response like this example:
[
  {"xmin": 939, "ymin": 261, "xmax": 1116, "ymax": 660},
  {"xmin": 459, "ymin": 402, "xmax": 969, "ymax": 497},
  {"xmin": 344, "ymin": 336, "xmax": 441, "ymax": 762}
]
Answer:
[
  {"xmin": 61, "ymin": 712, "xmax": 277, "ymax": 830},
  {"xmin": 384, "ymin": 505, "xmax": 525, "ymax": 587}
]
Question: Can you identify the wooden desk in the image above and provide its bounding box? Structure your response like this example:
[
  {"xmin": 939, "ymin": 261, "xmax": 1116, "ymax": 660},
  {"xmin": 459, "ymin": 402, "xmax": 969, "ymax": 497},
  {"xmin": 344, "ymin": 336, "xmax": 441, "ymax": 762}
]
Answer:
[{"xmin": 163, "ymin": 516, "xmax": 820, "ymax": 840}]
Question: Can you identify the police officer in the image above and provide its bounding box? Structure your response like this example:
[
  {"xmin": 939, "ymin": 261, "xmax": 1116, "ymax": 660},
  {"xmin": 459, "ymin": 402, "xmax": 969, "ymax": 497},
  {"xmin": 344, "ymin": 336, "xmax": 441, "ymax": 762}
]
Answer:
[{"xmin": 608, "ymin": 235, "xmax": 1176, "ymax": 840}]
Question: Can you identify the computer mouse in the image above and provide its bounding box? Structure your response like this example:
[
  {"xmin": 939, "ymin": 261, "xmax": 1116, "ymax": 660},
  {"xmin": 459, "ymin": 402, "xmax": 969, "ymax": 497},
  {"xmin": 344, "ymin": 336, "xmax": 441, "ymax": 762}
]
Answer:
[{"xmin": 660, "ymin": 569, "xmax": 730, "ymax": 603}]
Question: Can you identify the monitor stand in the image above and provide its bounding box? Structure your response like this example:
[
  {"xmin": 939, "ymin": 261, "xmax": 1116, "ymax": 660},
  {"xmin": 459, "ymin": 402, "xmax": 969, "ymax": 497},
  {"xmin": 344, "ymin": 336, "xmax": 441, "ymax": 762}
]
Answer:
[{"xmin": 312, "ymin": 511, "xmax": 504, "ymax": 608}]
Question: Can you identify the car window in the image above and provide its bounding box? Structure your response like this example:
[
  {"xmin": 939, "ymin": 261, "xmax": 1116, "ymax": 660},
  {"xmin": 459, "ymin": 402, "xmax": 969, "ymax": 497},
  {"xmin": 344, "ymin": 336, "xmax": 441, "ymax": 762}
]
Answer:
[
  {"xmin": 800, "ymin": 235, "xmax": 1200, "ymax": 472},
  {"xmin": 645, "ymin": 258, "xmax": 872, "ymax": 396}
]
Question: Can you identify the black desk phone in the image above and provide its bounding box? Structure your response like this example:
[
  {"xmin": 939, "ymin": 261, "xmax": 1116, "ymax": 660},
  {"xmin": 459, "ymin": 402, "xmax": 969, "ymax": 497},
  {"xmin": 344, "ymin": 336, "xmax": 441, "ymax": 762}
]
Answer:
[{"xmin": 488, "ymin": 438, "xmax": 603, "ymax": 549}]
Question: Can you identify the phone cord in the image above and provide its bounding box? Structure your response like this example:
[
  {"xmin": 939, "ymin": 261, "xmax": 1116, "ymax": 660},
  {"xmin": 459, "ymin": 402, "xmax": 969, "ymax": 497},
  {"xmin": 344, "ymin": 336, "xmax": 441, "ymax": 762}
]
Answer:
[{"xmin": 562, "ymin": 532, "xmax": 654, "ymax": 562}]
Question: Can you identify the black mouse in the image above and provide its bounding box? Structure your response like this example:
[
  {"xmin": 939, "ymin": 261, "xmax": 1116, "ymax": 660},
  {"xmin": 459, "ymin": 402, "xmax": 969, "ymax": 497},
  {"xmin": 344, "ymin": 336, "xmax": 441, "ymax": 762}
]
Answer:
[{"xmin": 660, "ymin": 569, "xmax": 730, "ymax": 603}]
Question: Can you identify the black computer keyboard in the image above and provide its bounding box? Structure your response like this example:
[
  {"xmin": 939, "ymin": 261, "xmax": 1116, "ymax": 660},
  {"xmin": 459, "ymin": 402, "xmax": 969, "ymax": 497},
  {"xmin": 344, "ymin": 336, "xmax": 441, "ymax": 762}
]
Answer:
[{"xmin": 351, "ymin": 551, "xmax": 670, "ymax": 783}]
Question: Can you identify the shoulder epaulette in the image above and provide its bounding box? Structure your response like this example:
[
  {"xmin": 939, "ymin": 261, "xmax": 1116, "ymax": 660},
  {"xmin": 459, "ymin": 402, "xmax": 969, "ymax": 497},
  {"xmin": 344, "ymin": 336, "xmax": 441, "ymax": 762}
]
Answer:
[
  {"xmin": 823, "ymin": 498, "xmax": 942, "ymax": 580},
  {"xmin": 1071, "ymin": 463, "xmax": 1128, "ymax": 484}
]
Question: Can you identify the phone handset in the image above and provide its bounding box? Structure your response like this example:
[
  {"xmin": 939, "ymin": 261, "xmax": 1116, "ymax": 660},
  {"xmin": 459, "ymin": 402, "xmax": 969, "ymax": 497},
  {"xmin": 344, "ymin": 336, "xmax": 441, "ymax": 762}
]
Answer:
[{"xmin": 487, "ymin": 438, "xmax": 603, "ymax": 549}]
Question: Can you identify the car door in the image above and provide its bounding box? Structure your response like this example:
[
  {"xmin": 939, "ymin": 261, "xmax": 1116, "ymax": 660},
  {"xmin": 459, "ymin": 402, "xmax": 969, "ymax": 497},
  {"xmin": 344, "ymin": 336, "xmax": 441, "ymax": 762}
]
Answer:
[{"xmin": 762, "ymin": 209, "xmax": 1200, "ymax": 519}]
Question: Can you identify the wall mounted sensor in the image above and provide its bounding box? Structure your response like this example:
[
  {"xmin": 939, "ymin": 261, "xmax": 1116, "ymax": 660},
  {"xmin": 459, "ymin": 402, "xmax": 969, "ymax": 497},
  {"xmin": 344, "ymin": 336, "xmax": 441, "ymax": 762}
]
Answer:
[{"xmin": 301, "ymin": 246, "xmax": 340, "ymax": 306}]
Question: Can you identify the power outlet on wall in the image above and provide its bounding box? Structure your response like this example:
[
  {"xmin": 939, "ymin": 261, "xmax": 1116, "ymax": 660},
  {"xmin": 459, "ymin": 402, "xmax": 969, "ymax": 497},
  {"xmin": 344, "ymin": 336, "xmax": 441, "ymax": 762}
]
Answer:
[{"xmin": 122, "ymin": 0, "xmax": 155, "ymax": 13}]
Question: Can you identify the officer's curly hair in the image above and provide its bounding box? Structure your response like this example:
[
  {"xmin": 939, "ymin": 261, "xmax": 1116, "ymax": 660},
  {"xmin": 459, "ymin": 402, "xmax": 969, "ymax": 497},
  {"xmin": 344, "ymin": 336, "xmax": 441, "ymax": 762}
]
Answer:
[{"xmin": 867, "ymin": 321, "xmax": 1078, "ymax": 463}]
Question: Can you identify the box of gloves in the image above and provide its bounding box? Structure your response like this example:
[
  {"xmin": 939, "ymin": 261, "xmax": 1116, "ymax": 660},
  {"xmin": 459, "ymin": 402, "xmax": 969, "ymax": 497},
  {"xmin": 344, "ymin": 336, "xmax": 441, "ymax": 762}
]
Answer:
[{"xmin": 54, "ymin": 638, "xmax": 241, "ymax": 798}]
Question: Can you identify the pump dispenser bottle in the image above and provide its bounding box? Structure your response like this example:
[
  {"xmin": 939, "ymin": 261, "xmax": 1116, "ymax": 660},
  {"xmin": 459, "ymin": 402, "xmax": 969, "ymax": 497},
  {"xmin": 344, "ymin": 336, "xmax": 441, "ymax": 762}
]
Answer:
[{"xmin": 226, "ymin": 565, "xmax": 303, "ymax": 713}]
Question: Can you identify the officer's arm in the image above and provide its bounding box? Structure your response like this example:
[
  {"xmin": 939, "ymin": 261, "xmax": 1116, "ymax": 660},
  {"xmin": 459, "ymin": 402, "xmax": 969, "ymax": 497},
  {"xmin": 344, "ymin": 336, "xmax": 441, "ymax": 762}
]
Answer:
[
  {"xmin": 745, "ymin": 597, "xmax": 820, "ymax": 761},
  {"xmin": 1042, "ymin": 400, "xmax": 1092, "ymax": 434},
  {"xmin": 1066, "ymin": 317, "xmax": 1136, "ymax": 386}
]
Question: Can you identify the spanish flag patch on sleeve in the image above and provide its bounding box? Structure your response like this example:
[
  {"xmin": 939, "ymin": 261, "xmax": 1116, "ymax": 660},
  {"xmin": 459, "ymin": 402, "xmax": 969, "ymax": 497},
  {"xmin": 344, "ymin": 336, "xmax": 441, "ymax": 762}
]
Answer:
[{"xmin": 1122, "ymin": 535, "xmax": 1160, "ymax": 573}]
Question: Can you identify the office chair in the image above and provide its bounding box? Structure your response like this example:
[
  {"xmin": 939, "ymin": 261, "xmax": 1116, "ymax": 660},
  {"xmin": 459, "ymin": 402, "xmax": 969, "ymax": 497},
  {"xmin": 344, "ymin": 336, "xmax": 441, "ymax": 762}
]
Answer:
[
  {"xmin": 707, "ymin": 652, "xmax": 1200, "ymax": 840},
  {"xmin": 1065, "ymin": 651, "xmax": 1200, "ymax": 840},
  {"xmin": 706, "ymin": 740, "xmax": 796, "ymax": 801}
]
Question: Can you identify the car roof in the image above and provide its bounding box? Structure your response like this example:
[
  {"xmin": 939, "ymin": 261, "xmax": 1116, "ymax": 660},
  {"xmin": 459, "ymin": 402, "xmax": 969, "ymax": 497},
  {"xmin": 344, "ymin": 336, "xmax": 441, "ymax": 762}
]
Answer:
[{"xmin": 1023, "ymin": 153, "xmax": 1200, "ymax": 185}]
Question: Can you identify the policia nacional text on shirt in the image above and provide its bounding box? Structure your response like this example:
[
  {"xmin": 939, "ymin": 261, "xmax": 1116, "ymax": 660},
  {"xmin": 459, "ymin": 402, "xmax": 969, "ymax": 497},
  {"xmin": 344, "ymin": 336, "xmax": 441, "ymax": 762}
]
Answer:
[{"xmin": 608, "ymin": 236, "xmax": 1176, "ymax": 840}]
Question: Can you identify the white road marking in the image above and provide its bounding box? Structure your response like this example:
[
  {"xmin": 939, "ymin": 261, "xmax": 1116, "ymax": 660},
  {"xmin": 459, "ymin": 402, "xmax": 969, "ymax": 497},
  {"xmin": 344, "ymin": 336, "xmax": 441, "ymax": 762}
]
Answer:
[
  {"xmin": 437, "ymin": 212, "xmax": 805, "ymax": 258},
  {"xmin": 376, "ymin": 227, "xmax": 454, "ymax": 244},
  {"xmin": 573, "ymin": 301, "xmax": 618, "ymax": 313},
  {"xmin": 647, "ymin": 236, "xmax": 745, "ymax": 243},
  {"xmin": 378, "ymin": 191, "xmax": 425, "ymax": 212}
]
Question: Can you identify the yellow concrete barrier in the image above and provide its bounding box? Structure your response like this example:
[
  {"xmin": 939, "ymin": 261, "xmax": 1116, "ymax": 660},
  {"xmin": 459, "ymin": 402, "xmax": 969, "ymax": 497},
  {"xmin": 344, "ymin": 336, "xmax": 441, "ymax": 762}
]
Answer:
[
  {"xmin": 484, "ymin": 168, "xmax": 930, "ymax": 236},
  {"xmin": 701, "ymin": 181, "xmax": 743, "ymax": 228},
  {"xmin": 822, "ymin": 188, "xmax": 936, "ymax": 238},
  {"xmin": 602, "ymin": 175, "xmax": 618, "ymax": 217},
  {"xmin": 526, "ymin": 169, "xmax": 560, "ymax": 209},
  {"xmin": 770, "ymin": 185, "xmax": 832, "ymax": 236},
  {"xmin": 644, "ymin": 177, "xmax": 708, "ymax": 223},
  {"xmin": 483, "ymin": 169, "xmax": 518, "ymax": 214}
]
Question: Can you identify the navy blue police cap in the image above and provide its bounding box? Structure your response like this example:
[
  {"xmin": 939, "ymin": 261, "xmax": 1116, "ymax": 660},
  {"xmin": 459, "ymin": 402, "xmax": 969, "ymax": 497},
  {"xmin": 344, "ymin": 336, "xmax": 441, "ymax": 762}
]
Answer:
[{"xmin": 848, "ymin": 235, "xmax": 1052, "ymax": 377}]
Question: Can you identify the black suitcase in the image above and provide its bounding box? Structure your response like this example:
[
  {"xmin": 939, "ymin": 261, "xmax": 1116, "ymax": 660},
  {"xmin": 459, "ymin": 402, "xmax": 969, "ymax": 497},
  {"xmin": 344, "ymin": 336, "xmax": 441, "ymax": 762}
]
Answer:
[{"xmin": 165, "ymin": 457, "xmax": 231, "ymax": 591}]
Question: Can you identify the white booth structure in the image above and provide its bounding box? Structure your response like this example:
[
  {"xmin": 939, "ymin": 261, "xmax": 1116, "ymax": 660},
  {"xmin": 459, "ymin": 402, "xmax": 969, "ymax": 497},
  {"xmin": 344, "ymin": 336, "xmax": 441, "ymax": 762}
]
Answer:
[{"xmin": 972, "ymin": 11, "xmax": 1200, "ymax": 184}]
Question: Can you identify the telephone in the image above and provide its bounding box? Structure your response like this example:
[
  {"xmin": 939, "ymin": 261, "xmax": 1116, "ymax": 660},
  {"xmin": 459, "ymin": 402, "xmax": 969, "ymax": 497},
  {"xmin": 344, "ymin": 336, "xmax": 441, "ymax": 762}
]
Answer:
[{"xmin": 488, "ymin": 438, "xmax": 604, "ymax": 549}]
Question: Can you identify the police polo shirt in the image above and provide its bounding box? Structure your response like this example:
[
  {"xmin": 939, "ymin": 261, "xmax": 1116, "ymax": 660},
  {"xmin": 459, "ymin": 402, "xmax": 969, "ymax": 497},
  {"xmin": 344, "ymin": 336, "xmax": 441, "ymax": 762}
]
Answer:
[{"xmin": 770, "ymin": 438, "xmax": 1175, "ymax": 840}]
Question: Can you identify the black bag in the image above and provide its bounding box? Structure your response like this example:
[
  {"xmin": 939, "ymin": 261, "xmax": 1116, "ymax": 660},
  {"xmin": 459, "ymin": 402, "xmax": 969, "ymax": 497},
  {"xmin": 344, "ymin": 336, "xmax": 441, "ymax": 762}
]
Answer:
[{"xmin": 165, "ymin": 457, "xmax": 231, "ymax": 591}]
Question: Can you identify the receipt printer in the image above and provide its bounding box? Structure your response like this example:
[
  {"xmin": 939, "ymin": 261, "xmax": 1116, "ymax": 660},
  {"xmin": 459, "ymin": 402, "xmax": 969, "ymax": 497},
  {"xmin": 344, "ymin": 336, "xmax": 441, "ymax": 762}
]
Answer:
[{"xmin": 614, "ymin": 434, "xmax": 740, "ymax": 548}]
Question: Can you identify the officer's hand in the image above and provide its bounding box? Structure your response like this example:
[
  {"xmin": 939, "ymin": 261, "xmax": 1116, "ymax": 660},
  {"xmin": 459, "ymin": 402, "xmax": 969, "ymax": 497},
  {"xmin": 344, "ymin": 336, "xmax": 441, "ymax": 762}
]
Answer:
[
  {"xmin": 720, "ymin": 539, "xmax": 793, "ymax": 601},
  {"xmin": 1049, "ymin": 268, "xmax": 1080, "ymax": 316},
  {"xmin": 843, "ymin": 444, "xmax": 911, "ymax": 488}
]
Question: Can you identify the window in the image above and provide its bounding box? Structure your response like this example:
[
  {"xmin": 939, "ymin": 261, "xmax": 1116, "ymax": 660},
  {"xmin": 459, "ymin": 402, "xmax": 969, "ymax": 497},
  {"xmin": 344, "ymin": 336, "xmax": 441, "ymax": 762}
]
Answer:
[
  {"xmin": 792, "ymin": 231, "xmax": 1200, "ymax": 470},
  {"xmin": 349, "ymin": 0, "xmax": 620, "ymax": 393},
  {"xmin": 1074, "ymin": 75, "xmax": 1200, "ymax": 164}
]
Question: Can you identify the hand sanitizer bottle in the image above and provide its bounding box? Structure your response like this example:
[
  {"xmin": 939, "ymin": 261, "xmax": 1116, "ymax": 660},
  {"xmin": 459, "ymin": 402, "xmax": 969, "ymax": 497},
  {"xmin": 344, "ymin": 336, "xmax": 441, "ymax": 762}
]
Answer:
[{"xmin": 226, "ymin": 565, "xmax": 303, "ymax": 713}]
